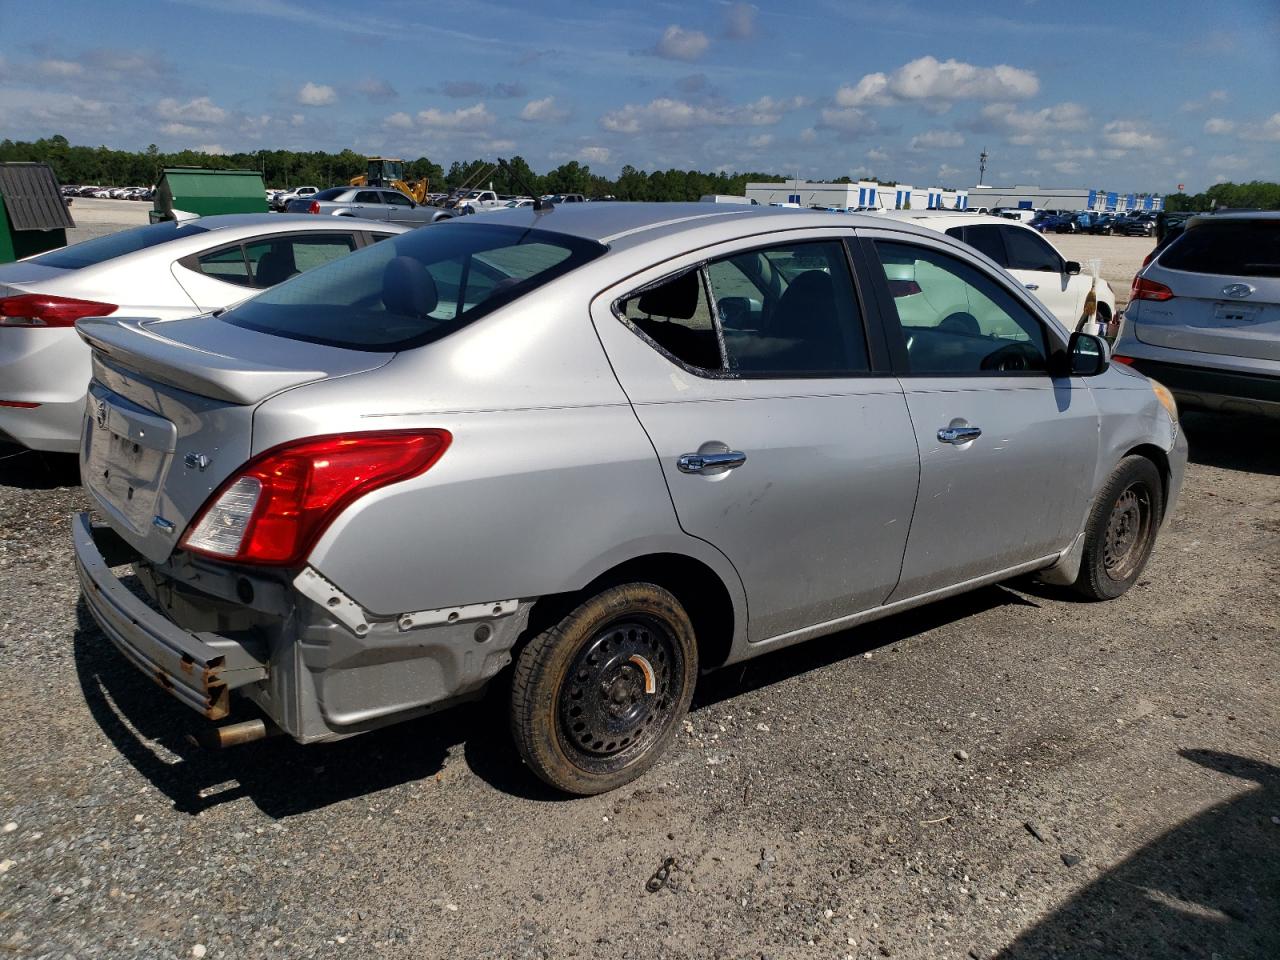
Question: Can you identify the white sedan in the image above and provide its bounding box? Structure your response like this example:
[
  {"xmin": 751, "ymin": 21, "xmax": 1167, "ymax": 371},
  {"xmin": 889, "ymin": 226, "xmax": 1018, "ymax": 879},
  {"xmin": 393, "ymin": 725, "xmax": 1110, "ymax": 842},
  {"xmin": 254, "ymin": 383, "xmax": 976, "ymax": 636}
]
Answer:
[
  {"xmin": 0, "ymin": 214, "xmax": 409, "ymax": 452},
  {"xmin": 881, "ymin": 211, "xmax": 1117, "ymax": 333}
]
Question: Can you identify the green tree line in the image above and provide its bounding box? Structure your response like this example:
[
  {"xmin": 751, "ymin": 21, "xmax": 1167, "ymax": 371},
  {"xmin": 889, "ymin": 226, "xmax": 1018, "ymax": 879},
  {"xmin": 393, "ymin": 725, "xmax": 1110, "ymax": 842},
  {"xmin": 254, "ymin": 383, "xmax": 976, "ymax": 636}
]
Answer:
[
  {"xmin": 1163, "ymin": 180, "xmax": 1280, "ymax": 212},
  {"xmin": 0, "ymin": 135, "xmax": 795, "ymax": 201}
]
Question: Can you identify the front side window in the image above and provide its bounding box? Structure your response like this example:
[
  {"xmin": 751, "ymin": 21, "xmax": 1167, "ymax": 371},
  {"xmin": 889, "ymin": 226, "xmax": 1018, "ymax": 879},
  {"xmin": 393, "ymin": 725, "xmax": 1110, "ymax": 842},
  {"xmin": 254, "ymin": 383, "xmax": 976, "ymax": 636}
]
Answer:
[
  {"xmin": 382, "ymin": 191, "xmax": 412, "ymax": 207},
  {"xmin": 223, "ymin": 223, "xmax": 604, "ymax": 351},
  {"xmin": 1002, "ymin": 227, "xmax": 1062, "ymax": 272},
  {"xmin": 874, "ymin": 240, "xmax": 1049, "ymax": 374},
  {"xmin": 616, "ymin": 240, "xmax": 870, "ymax": 377}
]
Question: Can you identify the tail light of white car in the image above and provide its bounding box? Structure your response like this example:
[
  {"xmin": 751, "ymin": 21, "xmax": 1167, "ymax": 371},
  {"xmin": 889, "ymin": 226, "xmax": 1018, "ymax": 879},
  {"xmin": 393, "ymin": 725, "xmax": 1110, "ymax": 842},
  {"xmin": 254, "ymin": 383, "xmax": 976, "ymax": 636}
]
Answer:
[
  {"xmin": 0, "ymin": 294, "xmax": 118, "ymax": 327},
  {"xmin": 181, "ymin": 430, "xmax": 451, "ymax": 566}
]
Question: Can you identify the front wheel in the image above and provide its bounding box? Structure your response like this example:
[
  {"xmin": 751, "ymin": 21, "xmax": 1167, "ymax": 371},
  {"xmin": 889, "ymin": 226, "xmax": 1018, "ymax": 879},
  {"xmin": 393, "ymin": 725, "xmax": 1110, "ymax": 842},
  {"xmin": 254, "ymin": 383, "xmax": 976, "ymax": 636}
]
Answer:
[
  {"xmin": 1073, "ymin": 456, "xmax": 1163, "ymax": 601},
  {"xmin": 510, "ymin": 583, "xmax": 698, "ymax": 795}
]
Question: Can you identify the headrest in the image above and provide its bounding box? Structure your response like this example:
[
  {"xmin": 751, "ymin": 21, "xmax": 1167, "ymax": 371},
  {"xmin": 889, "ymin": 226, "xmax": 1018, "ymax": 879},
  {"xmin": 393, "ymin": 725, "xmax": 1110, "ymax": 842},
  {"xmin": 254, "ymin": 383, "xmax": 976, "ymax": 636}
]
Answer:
[
  {"xmin": 382, "ymin": 256, "xmax": 439, "ymax": 317},
  {"xmin": 637, "ymin": 270, "xmax": 700, "ymax": 320}
]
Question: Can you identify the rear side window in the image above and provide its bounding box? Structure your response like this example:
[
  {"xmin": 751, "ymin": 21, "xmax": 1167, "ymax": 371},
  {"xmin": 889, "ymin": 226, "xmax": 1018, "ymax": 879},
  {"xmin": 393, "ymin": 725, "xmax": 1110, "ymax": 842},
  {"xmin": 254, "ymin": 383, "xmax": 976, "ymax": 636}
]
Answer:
[
  {"xmin": 617, "ymin": 240, "xmax": 870, "ymax": 377},
  {"xmin": 222, "ymin": 223, "xmax": 604, "ymax": 351},
  {"xmin": 26, "ymin": 221, "xmax": 208, "ymax": 269},
  {"xmin": 948, "ymin": 225, "xmax": 1007, "ymax": 266},
  {"xmin": 355, "ymin": 191, "xmax": 383, "ymax": 204},
  {"xmin": 1002, "ymin": 227, "xmax": 1062, "ymax": 272},
  {"xmin": 1159, "ymin": 220, "xmax": 1280, "ymax": 277},
  {"xmin": 311, "ymin": 188, "xmax": 348, "ymax": 201}
]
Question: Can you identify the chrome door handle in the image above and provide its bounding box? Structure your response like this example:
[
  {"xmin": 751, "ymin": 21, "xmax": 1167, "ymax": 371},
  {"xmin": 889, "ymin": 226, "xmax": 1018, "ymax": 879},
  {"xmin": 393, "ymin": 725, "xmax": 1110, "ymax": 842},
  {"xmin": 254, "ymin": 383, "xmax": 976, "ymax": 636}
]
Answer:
[
  {"xmin": 937, "ymin": 426, "xmax": 982, "ymax": 444},
  {"xmin": 1024, "ymin": 283, "xmax": 1040, "ymax": 291},
  {"xmin": 677, "ymin": 451, "xmax": 747, "ymax": 474}
]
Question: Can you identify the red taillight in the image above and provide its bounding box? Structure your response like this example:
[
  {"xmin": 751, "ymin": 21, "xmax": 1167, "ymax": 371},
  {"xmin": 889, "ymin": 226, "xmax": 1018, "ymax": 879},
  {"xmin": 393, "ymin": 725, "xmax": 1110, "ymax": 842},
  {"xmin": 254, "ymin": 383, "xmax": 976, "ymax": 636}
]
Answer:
[
  {"xmin": 180, "ymin": 430, "xmax": 451, "ymax": 566},
  {"xmin": 1141, "ymin": 250, "xmax": 1156, "ymax": 268},
  {"xmin": 0, "ymin": 294, "xmax": 118, "ymax": 328},
  {"xmin": 1130, "ymin": 276, "xmax": 1174, "ymax": 302},
  {"xmin": 1112, "ymin": 355, "xmax": 1136, "ymax": 365},
  {"xmin": 308, "ymin": 200, "xmax": 320, "ymax": 214}
]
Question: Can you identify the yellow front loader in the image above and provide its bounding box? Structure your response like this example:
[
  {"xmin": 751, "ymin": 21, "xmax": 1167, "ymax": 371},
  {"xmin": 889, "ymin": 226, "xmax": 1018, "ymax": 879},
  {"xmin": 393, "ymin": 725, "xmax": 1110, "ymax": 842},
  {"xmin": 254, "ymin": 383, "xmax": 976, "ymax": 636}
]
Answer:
[{"xmin": 349, "ymin": 158, "xmax": 429, "ymax": 204}]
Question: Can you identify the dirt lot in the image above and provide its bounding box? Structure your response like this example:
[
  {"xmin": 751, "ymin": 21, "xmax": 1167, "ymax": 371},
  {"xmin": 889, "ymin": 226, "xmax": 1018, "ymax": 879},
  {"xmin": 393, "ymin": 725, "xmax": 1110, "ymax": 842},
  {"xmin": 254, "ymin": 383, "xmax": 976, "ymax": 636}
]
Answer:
[
  {"xmin": 1, "ymin": 410, "xmax": 1277, "ymax": 960},
  {"xmin": 1051, "ymin": 233, "xmax": 1156, "ymax": 313}
]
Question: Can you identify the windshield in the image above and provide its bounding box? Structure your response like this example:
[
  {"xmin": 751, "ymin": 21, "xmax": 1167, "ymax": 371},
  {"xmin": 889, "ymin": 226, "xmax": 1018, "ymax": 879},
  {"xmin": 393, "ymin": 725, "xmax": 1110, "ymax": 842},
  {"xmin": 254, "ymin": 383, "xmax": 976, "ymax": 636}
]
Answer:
[
  {"xmin": 222, "ymin": 222, "xmax": 606, "ymax": 351},
  {"xmin": 25, "ymin": 221, "xmax": 209, "ymax": 269},
  {"xmin": 1159, "ymin": 220, "xmax": 1280, "ymax": 278}
]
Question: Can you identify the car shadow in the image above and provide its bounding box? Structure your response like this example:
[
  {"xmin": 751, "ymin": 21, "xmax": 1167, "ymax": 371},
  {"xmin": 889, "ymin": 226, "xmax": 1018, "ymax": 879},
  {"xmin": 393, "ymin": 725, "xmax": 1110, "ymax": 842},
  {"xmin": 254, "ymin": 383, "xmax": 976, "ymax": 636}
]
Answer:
[
  {"xmin": 1181, "ymin": 411, "xmax": 1280, "ymax": 477},
  {"xmin": 0, "ymin": 442, "xmax": 81, "ymax": 489},
  {"xmin": 75, "ymin": 585, "xmax": 1036, "ymax": 817},
  {"xmin": 996, "ymin": 749, "xmax": 1279, "ymax": 959}
]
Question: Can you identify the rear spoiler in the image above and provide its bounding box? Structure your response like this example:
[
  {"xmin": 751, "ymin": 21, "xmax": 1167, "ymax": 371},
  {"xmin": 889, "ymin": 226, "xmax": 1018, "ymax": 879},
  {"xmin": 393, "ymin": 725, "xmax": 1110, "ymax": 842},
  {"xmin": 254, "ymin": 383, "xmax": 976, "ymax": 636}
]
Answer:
[{"xmin": 76, "ymin": 316, "xmax": 326, "ymax": 405}]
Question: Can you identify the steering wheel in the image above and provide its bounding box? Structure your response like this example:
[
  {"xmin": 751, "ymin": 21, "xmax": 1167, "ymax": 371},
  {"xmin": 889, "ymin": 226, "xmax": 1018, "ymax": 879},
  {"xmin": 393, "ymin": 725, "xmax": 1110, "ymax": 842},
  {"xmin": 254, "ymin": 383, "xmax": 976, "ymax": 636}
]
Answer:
[{"xmin": 980, "ymin": 342, "xmax": 1037, "ymax": 372}]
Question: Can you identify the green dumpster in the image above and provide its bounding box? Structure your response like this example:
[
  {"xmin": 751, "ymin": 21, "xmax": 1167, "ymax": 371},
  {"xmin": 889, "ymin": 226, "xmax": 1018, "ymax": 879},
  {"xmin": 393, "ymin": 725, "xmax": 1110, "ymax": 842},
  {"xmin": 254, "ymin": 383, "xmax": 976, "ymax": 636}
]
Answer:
[
  {"xmin": 0, "ymin": 162, "xmax": 75, "ymax": 264},
  {"xmin": 151, "ymin": 167, "xmax": 267, "ymax": 223}
]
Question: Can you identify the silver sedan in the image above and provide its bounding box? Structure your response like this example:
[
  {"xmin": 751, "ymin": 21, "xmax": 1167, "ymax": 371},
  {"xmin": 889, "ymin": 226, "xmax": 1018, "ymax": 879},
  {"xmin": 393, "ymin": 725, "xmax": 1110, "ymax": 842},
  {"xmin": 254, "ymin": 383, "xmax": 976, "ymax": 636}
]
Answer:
[
  {"xmin": 285, "ymin": 187, "xmax": 456, "ymax": 225},
  {"xmin": 0, "ymin": 214, "xmax": 409, "ymax": 451},
  {"xmin": 73, "ymin": 204, "xmax": 1186, "ymax": 795}
]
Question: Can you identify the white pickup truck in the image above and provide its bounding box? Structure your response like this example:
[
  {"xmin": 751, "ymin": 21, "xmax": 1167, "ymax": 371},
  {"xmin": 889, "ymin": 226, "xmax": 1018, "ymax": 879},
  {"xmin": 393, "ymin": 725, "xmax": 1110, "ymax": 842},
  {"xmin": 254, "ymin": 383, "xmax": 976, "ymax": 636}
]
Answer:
[{"xmin": 447, "ymin": 189, "xmax": 504, "ymax": 213}]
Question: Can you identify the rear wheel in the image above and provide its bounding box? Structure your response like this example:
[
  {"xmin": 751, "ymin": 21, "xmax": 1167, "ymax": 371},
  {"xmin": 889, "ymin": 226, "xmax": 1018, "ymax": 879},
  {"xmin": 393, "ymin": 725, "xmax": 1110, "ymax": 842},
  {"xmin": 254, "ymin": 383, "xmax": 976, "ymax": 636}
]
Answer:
[
  {"xmin": 1073, "ymin": 456, "xmax": 1163, "ymax": 601},
  {"xmin": 510, "ymin": 583, "xmax": 698, "ymax": 795}
]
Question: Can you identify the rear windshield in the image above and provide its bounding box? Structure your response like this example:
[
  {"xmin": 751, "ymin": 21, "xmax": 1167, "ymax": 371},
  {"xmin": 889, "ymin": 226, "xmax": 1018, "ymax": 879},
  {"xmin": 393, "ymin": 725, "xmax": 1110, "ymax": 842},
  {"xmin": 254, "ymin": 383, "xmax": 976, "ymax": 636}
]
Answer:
[
  {"xmin": 26, "ymin": 221, "xmax": 209, "ymax": 269},
  {"xmin": 1159, "ymin": 220, "xmax": 1280, "ymax": 278},
  {"xmin": 310, "ymin": 188, "xmax": 348, "ymax": 201},
  {"xmin": 222, "ymin": 221, "xmax": 606, "ymax": 351}
]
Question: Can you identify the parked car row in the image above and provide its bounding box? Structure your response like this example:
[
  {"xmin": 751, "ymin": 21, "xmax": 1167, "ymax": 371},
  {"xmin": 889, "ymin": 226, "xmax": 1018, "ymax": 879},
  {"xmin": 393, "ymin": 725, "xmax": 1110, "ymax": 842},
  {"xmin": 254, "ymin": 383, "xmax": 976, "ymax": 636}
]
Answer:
[
  {"xmin": 1024, "ymin": 209, "xmax": 1158, "ymax": 236},
  {"xmin": 61, "ymin": 185, "xmax": 154, "ymax": 201}
]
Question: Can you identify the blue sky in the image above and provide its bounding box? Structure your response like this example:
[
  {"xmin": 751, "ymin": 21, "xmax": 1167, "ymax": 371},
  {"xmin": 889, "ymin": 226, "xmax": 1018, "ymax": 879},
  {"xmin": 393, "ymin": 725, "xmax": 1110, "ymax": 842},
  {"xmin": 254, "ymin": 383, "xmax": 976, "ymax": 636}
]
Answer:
[{"xmin": 2, "ymin": 0, "xmax": 1278, "ymax": 191}]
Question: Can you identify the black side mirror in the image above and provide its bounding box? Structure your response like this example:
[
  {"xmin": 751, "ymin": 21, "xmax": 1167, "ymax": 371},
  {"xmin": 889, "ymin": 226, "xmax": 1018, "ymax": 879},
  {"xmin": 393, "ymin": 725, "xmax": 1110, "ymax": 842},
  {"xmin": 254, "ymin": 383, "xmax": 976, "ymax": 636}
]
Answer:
[
  {"xmin": 1064, "ymin": 260, "xmax": 1081, "ymax": 275},
  {"xmin": 1068, "ymin": 331, "xmax": 1109, "ymax": 376}
]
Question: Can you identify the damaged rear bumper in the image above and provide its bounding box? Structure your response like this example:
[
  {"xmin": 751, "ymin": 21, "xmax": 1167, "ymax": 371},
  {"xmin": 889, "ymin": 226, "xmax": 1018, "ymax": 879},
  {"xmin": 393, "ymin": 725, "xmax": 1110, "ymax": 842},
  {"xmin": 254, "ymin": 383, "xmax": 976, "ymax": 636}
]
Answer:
[
  {"xmin": 73, "ymin": 513, "xmax": 266, "ymax": 719},
  {"xmin": 73, "ymin": 512, "xmax": 530, "ymax": 741}
]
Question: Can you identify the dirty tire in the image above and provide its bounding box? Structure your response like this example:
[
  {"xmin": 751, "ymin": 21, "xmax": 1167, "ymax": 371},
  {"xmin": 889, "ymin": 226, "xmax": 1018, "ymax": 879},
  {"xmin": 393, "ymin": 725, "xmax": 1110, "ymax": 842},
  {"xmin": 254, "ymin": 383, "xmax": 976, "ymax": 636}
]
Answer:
[
  {"xmin": 510, "ymin": 583, "xmax": 698, "ymax": 795},
  {"xmin": 1073, "ymin": 455, "xmax": 1163, "ymax": 601}
]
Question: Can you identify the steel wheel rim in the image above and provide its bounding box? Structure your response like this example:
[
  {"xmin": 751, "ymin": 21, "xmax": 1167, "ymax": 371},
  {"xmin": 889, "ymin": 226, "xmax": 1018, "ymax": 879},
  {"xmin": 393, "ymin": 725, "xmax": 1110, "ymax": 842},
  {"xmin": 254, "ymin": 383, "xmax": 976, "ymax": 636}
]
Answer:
[
  {"xmin": 1103, "ymin": 482, "xmax": 1152, "ymax": 580},
  {"xmin": 557, "ymin": 615, "xmax": 682, "ymax": 767}
]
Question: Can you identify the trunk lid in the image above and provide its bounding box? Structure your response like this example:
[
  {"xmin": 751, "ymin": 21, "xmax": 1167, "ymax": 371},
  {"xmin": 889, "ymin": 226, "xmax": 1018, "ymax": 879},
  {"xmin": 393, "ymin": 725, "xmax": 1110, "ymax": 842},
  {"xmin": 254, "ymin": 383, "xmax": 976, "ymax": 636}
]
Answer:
[{"xmin": 79, "ymin": 314, "xmax": 394, "ymax": 563}]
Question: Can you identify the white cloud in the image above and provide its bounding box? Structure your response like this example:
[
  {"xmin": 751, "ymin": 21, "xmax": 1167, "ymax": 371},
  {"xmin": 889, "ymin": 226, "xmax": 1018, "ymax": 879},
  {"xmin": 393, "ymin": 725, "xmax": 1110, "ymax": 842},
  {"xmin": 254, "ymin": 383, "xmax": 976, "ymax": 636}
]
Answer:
[
  {"xmin": 384, "ymin": 111, "xmax": 414, "ymax": 129},
  {"xmin": 1241, "ymin": 112, "xmax": 1280, "ymax": 142},
  {"xmin": 837, "ymin": 56, "xmax": 1038, "ymax": 109},
  {"xmin": 415, "ymin": 102, "xmax": 494, "ymax": 129},
  {"xmin": 937, "ymin": 164, "xmax": 966, "ymax": 182},
  {"xmin": 1052, "ymin": 160, "xmax": 1082, "ymax": 176},
  {"xmin": 725, "ymin": 3, "xmax": 757, "ymax": 39},
  {"xmin": 1204, "ymin": 117, "xmax": 1235, "ymax": 135},
  {"xmin": 196, "ymin": 144, "xmax": 227, "ymax": 155},
  {"xmin": 160, "ymin": 122, "xmax": 200, "ymax": 137},
  {"xmin": 980, "ymin": 101, "xmax": 1090, "ymax": 145},
  {"xmin": 1101, "ymin": 120, "xmax": 1164, "ymax": 151},
  {"xmin": 520, "ymin": 96, "xmax": 569, "ymax": 122},
  {"xmin": 37, "ymin": 59, "xmax": 83, "ymax": 78},
  {"xmin": 799, "ymin": 127, "xmax": 817, "ymax": 144},
  {"xmin": 1209, "ymin": 153, "xmax": 1249, "ymax": 171},
  {"xmin": 289, "ymin": 113, "xmax": 304, "ymax": 127},
  {"xmin": 579, "ymin": 146, "xmax": 611, "ymax": 163},
  {"xmin": 866, "ymin": 147, "xmax": 890, "ymax": 164},
  {"xmin": 819, "ymin": 107, "xmax": 873, "ymax": 133},
  {"xmin": 297, "ymin": 81, "xmax": 336, "ymax": 106},
  {"xmin": 155, "ymin": 96, "xmax": 228, "ymax": 124},
  {"xmin": 600, "ymin": 95, "xmax": 800, "ymax": 133},
  {"xmin": 910, "ymin": 129, "xmax": 964, "ymax": 151},
  {"xmin": 1180, "ymin": 89, "xmax": 1229, "ymax": 112},
  {"xmin": 654, "ymin": 25, "xmax": 709, "ymax": 61},
  {"xmin": 748, "ymin": 133, "xmax": 774, "ymax": 148}
]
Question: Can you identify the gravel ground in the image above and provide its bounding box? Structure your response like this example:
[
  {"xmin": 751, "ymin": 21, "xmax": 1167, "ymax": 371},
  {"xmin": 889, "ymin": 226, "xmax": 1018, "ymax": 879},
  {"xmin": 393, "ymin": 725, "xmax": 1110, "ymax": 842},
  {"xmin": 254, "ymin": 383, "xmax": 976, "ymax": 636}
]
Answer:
[{"xmin": 1, "ymin": 408, "xmax": 1277, "ymax": 960}]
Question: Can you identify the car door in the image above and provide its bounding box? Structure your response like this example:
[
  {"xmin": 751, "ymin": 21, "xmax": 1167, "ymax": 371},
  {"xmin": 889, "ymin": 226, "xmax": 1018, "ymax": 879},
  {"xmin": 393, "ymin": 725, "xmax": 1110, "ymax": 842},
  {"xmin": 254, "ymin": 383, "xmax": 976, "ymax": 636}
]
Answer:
[
  {"xmin": 351, "ymin": 190, "xmax": 389, "ymax": 220},
  {"xmin": 859, "ymin": 230, "xmax": 1100, "ymax": 601},
  {"xmin": 379, "ymin": 189, "xmax": 418, "ymax": 225},
  {"xmin": 999, "ymin": 224, "xmax": 1083, "ymax": 326},
  {"xmin": 591, "ymin": 233, "xmax": 920, "ymax": 643}
]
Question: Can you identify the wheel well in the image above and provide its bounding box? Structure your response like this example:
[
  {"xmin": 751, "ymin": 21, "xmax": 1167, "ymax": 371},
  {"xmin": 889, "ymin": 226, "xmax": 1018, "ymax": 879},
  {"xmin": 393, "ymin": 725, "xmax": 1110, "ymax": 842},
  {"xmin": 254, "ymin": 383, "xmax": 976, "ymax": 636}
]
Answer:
[
  {"xmin": 525, "ymin": 554, "xmax": 736, "ymax": 671},
  {"xmin": 1123, "ymin": 444, "xmax": 1171, "ymax": 519}
]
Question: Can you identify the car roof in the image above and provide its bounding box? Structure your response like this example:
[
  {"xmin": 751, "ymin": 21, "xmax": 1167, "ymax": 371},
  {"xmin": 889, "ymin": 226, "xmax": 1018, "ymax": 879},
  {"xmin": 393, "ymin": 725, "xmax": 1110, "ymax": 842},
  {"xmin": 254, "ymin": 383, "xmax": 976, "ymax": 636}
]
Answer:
[
  {"xmin": 1188, "ymin": 211, "xmax": 1278, "ymax": 223},
  {"xmin": 467, "ymin": 201, "xmax": 924, "ymax": 248},
  {"xmin": 877, "ymin": 211, "xmax": 1039, "ymax": 232},
  {"xmin": 184, "ymin": 213, "xmax": 408, "ymax": 233}
]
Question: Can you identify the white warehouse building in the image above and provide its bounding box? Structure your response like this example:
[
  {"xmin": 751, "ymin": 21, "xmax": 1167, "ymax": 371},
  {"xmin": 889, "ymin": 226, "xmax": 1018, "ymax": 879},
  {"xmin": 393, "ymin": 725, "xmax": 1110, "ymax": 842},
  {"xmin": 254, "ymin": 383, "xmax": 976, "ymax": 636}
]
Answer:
[
  {"xmin": 968, "ymin": 184, "xmax": 1163, "ymax": 213},
  {"xmin": 744, "ymin": 181, "xmax": 968, "ymax": 211}
]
